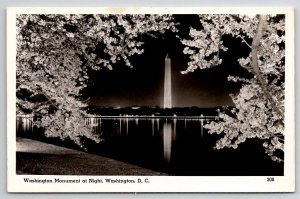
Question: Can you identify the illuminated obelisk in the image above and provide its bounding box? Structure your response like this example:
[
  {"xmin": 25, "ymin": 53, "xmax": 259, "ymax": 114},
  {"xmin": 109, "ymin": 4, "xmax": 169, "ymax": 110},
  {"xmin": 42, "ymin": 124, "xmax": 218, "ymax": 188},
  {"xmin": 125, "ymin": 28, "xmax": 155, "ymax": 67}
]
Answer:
[{"xmin": 163, "ymin": 54, "xmax": 172, "ymax": 108}]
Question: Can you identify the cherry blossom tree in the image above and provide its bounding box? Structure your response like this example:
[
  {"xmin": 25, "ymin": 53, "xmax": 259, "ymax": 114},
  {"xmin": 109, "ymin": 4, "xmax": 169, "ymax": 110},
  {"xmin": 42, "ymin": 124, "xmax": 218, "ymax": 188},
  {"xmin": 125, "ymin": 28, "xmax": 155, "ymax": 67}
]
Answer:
[
  {"xmin": 16, "ymin": 14, "xmax": 176, "ymax": 146},
  {"xmin": 180, "ymin": 14, "xmax": 285, "ymax": 162}
]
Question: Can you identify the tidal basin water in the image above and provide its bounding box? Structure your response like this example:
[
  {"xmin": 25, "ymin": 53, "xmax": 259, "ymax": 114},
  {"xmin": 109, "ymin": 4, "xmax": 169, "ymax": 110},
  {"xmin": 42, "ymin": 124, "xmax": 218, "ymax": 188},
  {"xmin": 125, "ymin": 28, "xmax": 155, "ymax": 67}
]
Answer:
[{"xmin": 17, "ymin": 116, "xmax": 283, "ymax": 176}]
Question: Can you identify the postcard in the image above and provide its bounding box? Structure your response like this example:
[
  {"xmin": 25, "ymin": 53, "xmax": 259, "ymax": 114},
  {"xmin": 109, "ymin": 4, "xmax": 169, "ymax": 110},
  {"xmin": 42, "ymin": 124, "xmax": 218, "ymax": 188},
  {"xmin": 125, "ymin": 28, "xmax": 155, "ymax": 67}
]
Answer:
[{"xmin": 7, "ymin": 7, "xmax": 295, "ymax": 192}]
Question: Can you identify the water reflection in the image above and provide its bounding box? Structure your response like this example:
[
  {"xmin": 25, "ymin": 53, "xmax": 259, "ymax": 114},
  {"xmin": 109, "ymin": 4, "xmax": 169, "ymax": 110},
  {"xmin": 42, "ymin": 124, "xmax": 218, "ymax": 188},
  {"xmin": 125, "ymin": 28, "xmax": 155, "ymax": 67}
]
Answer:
[
  {"xmin": 16, "ymin": 115, "xmax": 284, "ymax": 176},
  {"xmin": 16, "ymin": 116, "xmax": 213, "ymax": 165},
  {"xmin": 16, "ymin": 116, "xmax": 33, "ymax": 134},
  {"xmin": 163, "ymin": 122, "xmax": 172, "ymax": 163},
  {"xmin": 84, "ymin": 117, "xmax": 211, "ymax": 164}
]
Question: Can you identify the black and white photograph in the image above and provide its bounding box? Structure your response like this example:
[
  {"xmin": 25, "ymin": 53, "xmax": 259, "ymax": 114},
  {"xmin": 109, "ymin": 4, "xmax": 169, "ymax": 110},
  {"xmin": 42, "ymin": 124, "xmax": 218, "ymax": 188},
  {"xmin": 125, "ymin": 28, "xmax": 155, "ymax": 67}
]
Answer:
[{"xmin": 7, "ymin": 7, "xmax": 295, "ymax": 192}]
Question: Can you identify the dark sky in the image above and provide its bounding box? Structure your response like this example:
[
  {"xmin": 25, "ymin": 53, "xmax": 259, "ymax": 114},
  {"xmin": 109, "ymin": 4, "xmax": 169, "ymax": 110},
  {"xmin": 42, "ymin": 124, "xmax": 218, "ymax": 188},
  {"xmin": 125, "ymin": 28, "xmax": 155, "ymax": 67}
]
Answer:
[{"xmin": 83, "ymin": 15, "xmax": 251, "ymax": 108}]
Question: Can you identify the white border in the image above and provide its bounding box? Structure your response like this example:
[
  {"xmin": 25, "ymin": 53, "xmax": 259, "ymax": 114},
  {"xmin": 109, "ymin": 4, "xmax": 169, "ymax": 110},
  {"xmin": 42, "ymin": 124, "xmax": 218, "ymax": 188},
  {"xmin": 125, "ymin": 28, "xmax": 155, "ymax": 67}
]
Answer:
[{"xmin": 7, "ymin": 7, "xmax": 295, "ymax": 192}]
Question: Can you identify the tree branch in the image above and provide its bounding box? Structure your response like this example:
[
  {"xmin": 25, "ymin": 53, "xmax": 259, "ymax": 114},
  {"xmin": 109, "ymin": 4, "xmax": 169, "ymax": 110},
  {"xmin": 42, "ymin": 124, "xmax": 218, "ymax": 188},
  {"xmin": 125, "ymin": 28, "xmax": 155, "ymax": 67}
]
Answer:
[{"xmin": 237, "ymin": 35, "xmax": 252, "ymax": 49}]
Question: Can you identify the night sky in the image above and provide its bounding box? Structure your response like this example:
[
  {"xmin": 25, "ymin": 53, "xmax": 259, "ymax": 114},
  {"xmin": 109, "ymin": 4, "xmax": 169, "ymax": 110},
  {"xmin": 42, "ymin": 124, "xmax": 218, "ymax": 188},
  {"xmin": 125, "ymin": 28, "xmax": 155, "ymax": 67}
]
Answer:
[{"xmin": 83, "ymin": 15, "xmax": 252, "ymax": 108}]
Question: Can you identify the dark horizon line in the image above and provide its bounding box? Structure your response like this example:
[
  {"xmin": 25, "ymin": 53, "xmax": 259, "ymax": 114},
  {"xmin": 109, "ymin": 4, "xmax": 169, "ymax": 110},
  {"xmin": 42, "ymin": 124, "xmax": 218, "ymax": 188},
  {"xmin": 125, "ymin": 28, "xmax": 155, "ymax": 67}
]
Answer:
[{"xmin": 84, "ymin": 115, "xmax": 217, "ymax": 119}]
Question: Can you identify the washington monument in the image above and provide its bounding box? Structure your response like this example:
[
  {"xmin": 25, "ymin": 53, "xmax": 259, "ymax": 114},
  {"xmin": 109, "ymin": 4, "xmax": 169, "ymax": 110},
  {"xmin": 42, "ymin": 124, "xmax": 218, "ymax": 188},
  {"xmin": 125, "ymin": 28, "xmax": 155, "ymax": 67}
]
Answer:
[{"xmin": 163, "ymin": 54, "xmax": 172, "ymax": 108}]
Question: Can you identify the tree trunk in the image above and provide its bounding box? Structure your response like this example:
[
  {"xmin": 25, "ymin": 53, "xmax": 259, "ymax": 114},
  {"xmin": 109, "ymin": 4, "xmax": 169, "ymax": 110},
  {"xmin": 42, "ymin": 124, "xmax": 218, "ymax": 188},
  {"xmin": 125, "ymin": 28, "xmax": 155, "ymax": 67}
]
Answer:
[{"xmin": 250, "ymin": 15, "xmax": 283, "ymax": 118}]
